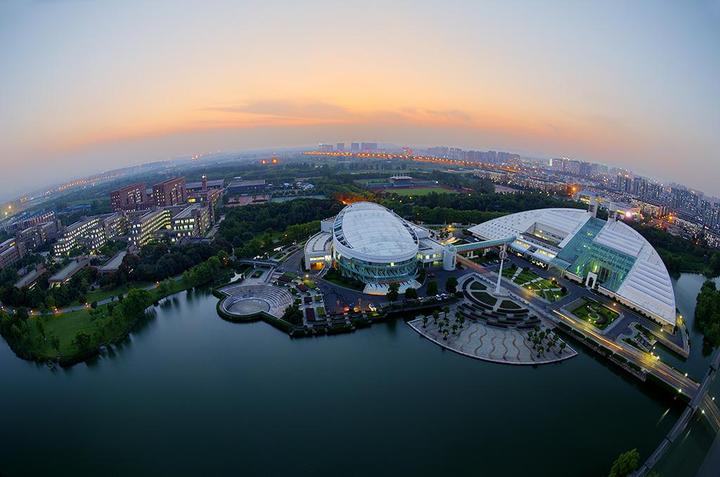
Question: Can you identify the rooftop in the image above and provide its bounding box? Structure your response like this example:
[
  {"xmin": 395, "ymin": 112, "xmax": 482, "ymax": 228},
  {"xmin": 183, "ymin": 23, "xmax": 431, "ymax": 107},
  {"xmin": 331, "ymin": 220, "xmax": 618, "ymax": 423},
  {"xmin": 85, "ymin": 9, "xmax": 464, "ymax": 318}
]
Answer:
[
  {"xmin": 469, "ymin": 208, "xmax": 677, "ymax": 326},
  {"xmin": 333, "ymin": 202, "xmax": 418, "ymax": 261},
  {"xmin": 229, "ymin": 179, "xmax": 266, "ymax": 187}
]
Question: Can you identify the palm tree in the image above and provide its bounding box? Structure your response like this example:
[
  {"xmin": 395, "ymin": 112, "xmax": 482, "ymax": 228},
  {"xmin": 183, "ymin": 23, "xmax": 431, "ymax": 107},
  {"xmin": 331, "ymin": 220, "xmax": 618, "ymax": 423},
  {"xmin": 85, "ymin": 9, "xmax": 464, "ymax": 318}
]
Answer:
[{"xmin": 433, "ymin": 309, "xmax": 440, "ymax": 324}]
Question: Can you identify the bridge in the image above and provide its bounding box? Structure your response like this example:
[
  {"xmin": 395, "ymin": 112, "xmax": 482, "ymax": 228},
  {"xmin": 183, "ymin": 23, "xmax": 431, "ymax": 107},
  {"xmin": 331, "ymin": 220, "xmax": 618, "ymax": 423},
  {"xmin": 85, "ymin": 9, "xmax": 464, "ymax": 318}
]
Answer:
[
  {"xmin": 633, "ymin": 348, "xmax": 720, "ymax": 476},
  {"xmin": 235, "ymin": 258, "xmax": 280, "ymax": 267},
  {"xmin": 450, "ymin": 235, "xmax": 516, "ymax": 253}
]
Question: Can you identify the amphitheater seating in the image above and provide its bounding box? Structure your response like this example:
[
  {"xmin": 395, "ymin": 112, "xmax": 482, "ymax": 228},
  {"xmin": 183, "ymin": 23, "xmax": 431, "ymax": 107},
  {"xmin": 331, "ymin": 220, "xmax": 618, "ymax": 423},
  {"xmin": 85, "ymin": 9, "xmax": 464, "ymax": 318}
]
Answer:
[
  {"xmin": 459, "ymin": 277, "xmax": 539, "ymax": 330},
  {"xmin": 220, "ymin": 284, "xmax": 293, "ymax": 318}
]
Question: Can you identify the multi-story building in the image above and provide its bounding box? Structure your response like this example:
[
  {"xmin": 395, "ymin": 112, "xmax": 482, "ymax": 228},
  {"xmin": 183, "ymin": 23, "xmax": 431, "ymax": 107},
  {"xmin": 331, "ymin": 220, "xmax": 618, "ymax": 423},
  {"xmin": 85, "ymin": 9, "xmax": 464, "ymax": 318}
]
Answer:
[
  {"xmin": 350, "ymin": 142, "xmax": 360, "ymax": 153},
  {"xmin": 170, "ymin": 204, "xmax": 211, "ymax": 242},
  {"xmin": 101, "ymin": 212, "xmax": 128, "ymax": 240},
  {"xmin": 360, "ymin": 142, "xmax": 378, "ymax": 152},
  {"xmin": 318, "ymin": 143, "xmax": 334, "ymax": 152},
  {"xmin": 226, "ymin": 179, "xmax": 267, "ymax": 197},
  {"xmin": 0, "ymin": 238, "xmax": 21, "ymax": 270},
  {"xmin": 110, "ymin": 183, "xmax": 147, "ymax": 211},
  {"xmin": 336, "ymin": 142, "xmax": 345, "ymax": 152},
  {"xmin": 152, "ymin": 177, "xmax": 186, "ymax": 207},
  {"xmin": 9, "ymin": 210, "xmax": 56, "ymax": 232},
  {"xmin": 15, "ymin": 220, "xmax": 59, "ymax": 255},
  {"xmin": 129, "ymin": 209, "xmax": 172, "ymax": 247},
  {"xmin": 52, "ymin": 217, "xmax": 106, "ymax": 256},
  {"xmin": 185, "ymin": 176, "xmax": 224, "ymax": 195},
  {"xmin": 186, "ymin": 176, "xmax": 224, "ymax": 211}
]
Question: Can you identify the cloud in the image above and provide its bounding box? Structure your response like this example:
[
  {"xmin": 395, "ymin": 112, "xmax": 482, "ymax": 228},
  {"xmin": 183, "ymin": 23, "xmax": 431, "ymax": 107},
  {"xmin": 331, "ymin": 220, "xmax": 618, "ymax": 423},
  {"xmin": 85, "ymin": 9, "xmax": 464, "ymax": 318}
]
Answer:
[{"xmin": 202, "ymin": 100, "xmax": 352, "ymax": 120}]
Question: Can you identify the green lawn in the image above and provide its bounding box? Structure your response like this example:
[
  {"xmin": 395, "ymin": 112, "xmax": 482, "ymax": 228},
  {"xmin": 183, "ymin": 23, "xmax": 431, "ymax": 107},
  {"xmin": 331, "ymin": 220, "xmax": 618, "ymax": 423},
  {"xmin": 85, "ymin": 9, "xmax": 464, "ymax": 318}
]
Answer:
[
  {"xmin": 470, "ymin": 291, "xmax": 497, "ymax": 306},
  {"xmin": 498, "ymin": 299, "xmax": 523, "ymax": 311},
  {"xmin": 469, "ymin": 281, "xmax": 487, "ymax": 291},
  {"xmin": 502, "ymin": 266, "xmax": 517, "ymax": 278},
  {"xmin": 74, "ymin": 282, "xmax": 153, "ymax": 306},
  {"xmin": 571, "ymin": 299, "xmax": 620, "ymax": 330},
  {"xmin": 504, "ymin": 266, "xmax": 567, "ymax": 302},
  {"xmin": 20, "ymin": 279, "xmax": 190, "ymax": 362}
]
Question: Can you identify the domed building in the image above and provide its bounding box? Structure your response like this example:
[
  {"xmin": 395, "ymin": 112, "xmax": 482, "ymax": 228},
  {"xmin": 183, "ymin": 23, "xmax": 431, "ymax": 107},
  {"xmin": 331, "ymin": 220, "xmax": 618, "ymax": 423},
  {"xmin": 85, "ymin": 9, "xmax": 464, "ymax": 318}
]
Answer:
[
  {"xmin": 304, "ymin": 201, "xmax": 449, "ymax": 294},
  {"xmin": 331, "ymin": 201, "xmax": 420, "ymax": 284}
]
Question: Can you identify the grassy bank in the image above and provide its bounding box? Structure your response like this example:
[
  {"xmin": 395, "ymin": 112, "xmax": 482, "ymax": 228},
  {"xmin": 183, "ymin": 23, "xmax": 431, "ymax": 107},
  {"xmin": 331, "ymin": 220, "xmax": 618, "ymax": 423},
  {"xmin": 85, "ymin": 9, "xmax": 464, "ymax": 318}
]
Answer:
[{"xmin": 1, "ymin": 257, "xmax": 232, "ymax": 366}]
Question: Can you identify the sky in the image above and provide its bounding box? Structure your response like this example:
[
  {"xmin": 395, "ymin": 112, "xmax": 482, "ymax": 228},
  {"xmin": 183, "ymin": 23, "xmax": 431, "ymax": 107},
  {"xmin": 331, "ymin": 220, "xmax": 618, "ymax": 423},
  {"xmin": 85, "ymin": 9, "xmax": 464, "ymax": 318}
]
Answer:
[{"xmin": 1, "ymin": 0, "xmax": 719, "ymax": 198}]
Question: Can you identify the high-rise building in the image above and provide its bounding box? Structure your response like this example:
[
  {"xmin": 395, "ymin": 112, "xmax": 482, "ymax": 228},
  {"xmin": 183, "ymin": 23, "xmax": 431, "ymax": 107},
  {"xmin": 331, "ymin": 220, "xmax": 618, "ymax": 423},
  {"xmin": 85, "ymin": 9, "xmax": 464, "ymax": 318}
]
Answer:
[
  {"xmin": 360, "ymin": 142, "xmax": 378, "ymax": 152},
  {"xmin": 318, "ymin": 143, "xmax": 334, "ymax": 152},
  {"xmin": 579, "ymin": 162, "xmax": 593, "ymax": 177},
  {"xmin": 616, "ymin": 174, "xmax": 632, "ymax": 193},
  {"xmin": 110, "ymin": 183, "xmax": 147, "ymax": 211},
  {"xmin": 152, "ymin": 178, "xmax": 186, "ymax": 207},
  {"xmin": 350, "ymin": 142, "xmax": 360, "ymax": 153},
  {"xmin": 336, "ymin": 142, "xmax": 345, "ymax": 152}
]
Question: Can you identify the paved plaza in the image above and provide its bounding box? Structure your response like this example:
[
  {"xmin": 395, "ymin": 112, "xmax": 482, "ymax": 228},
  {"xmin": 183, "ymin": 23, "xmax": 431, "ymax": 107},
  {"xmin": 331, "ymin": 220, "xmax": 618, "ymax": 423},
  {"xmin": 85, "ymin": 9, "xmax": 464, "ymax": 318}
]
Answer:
[{"xmin": 408, "ymin": 312, "xmax": 577, "ymax": 365}]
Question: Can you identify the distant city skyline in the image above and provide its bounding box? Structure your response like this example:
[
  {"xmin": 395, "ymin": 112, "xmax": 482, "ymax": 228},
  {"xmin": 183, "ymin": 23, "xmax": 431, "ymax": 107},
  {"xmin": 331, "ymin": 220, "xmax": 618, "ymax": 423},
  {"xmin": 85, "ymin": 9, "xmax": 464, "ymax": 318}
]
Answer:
[{"xmin": 1, "ymin": 0, "xmax": 719, "ymax": 196}]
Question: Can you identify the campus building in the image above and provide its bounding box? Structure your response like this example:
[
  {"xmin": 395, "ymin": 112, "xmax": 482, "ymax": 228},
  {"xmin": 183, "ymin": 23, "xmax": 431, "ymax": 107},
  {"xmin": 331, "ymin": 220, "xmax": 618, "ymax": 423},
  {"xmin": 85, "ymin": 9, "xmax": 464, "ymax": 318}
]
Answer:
[
  {"xmin": 226, "ymin": 179, "xmax": 267, "ymax": 197},
  {"xmin": 129, "ymin": 209, "xmax": 172, "ymax": 247},
  {"xmin": 170, "ymin": 204, "xmax": 211, "ymax": 242},
  {"xmin": 110, "ymin": 183, "xmax": 147, "ymax": 211},
  {"xmin": 186, "ymin": 176, "xmax": 224, "ymax": 209},
  {"xmin": 305, "ymin": 201, "xmax": 450, "ymax": 294},
  {"xmin": 53, "ymin": 217, "xmax": 107, "ymax": 256},
  {"xmin": 0, "ymin": 238, "xmax": 21, "ymax": 270},
  {"xmin": 152, "ymin": 177, "xmax": 186, "ymax": 207},
  {"xmin": 468, "ymin": 208, "xmax": 677, "ymax": 329}
]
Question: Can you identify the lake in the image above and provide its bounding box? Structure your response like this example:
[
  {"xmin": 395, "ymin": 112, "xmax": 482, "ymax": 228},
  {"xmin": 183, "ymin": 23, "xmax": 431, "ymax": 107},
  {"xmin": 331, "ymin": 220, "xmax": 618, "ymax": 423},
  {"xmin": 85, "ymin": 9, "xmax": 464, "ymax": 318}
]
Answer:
[{"xmin": 0, "ymin": 273, "xmax": 716, "ymax": 476}]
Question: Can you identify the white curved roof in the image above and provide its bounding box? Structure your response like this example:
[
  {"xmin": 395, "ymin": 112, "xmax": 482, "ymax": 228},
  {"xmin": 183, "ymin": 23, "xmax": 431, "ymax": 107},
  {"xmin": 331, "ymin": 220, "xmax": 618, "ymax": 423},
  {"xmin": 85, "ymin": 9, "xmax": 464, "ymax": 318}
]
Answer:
[
  {"xmin": 468, "ymin": 208, "xmax": 676, "ymax": 327},
  {"xmin": 332, "ymin": 202, "xmax": 419, "ymax": 263},
  {"xmin": 603, "ymin": 221, "xmax": 676, "ymax": 325},
  {"xmin": 468, "ymin": 208, "xmax": 591, "ymax": 243}
]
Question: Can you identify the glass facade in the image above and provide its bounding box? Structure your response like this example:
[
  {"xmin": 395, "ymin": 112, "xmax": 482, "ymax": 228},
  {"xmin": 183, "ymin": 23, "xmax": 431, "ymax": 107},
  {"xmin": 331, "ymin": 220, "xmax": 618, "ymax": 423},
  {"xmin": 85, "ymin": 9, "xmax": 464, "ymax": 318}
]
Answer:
[
  {"xmin": 334, "ymin": 251, "xmax": 417, "ymax": 284},
  {"xmin": 552, "ymin": 218, "xmax": 636, "ymax": 291}
]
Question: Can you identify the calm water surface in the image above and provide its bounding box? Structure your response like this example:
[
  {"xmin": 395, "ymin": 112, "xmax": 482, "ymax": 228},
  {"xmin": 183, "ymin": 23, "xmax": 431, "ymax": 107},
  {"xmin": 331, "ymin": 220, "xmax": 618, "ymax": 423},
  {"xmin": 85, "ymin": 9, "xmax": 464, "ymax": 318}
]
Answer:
[{"xmin": 1, "ymin": 277, "xmax": 713, "ymax": 477}]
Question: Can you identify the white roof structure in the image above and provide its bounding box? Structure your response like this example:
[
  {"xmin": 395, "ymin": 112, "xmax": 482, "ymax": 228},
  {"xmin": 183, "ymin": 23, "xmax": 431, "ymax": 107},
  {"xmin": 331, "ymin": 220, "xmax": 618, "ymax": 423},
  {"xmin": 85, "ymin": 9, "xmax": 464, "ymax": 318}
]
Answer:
[
  {"xmin": 332, "ymin": 202, "xmax": 419, "ymax": 263},
  {"xmin": 468, "ymin": 208, "xmax": 676, "ymax": 327}
]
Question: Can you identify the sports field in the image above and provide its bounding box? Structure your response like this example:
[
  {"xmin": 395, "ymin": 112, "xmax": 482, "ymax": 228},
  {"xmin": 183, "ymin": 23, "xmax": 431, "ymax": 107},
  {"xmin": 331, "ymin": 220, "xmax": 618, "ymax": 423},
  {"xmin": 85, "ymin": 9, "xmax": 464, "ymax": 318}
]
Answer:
[{"xmin": 381, "ymin": 187, "xmax": 457, "ymax": 196}]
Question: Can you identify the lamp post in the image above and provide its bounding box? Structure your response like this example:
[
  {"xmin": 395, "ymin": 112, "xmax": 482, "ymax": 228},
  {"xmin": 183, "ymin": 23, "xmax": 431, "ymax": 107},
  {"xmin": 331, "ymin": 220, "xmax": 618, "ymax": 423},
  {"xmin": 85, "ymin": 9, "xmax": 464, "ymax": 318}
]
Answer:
[{"xmin": 495, "ymin": 244, "xmax": 507, "ymax": 295}]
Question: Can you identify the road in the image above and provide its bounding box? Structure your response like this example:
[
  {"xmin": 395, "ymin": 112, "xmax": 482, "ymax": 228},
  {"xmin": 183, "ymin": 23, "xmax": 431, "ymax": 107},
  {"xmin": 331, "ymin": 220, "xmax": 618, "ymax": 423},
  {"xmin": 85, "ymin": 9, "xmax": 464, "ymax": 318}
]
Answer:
[{"xmin": 457, "ymin": 254, "xmax": 699, "ymax": 397}]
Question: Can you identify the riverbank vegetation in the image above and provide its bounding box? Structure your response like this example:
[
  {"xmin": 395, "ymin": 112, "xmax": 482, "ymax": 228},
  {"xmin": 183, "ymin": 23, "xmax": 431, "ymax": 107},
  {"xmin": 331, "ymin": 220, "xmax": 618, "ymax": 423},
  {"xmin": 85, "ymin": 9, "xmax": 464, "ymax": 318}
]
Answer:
[
  {"xmin": 0, "ymin": 252, "xmax": 233, "ymax": 366},
  {"xmin": 695, "ymin": 280, "xmax": 720, "ymax": 348}
]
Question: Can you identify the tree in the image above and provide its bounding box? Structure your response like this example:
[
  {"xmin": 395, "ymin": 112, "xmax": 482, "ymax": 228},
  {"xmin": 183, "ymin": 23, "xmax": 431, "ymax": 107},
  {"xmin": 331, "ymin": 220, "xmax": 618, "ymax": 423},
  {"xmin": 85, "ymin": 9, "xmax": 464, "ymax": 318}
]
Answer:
[
  {"xmin": 386, "ymin": 282, "xmax": 400, "ymax": 303},
  {"xmin": 50, "ymin": 335, "xmax": 60, "ymax": 352},
  {"xmin": 432, "ymin": 310, "xmax": 440, "ymax": 324},
  {"xmin": 608, "ymin": 448, "xmax": 640, "ymax": 477},
  {"xmin": 73, "ymin": 332, "xmax": 92, "ymax": 353},
  {"xmin": 422, "ymin": 315, "xmax": 428, "ymax": 328},
  {"xmin": 426, "ymin": 280, "xmax": 438, "ymax": 296},
  {"xmin": 443, "ymin": 305, "xmax": 450, "ymax": 319},
  {"xmin": 445, "ymin": 276, "xmax": 458, "ymax": 294},
  {"xmin": 404, "ymin": 287, "xmax": 418, "ymax": 300}
]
